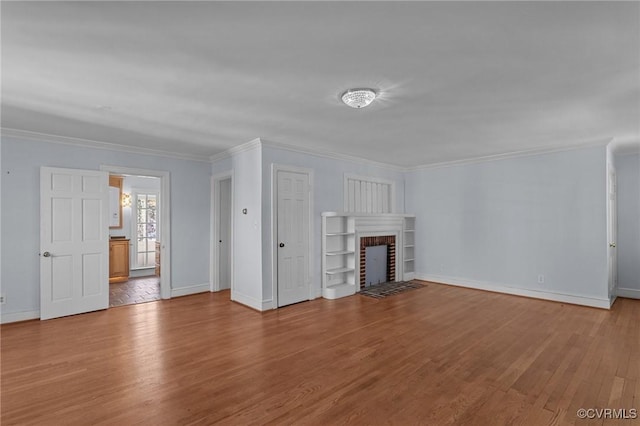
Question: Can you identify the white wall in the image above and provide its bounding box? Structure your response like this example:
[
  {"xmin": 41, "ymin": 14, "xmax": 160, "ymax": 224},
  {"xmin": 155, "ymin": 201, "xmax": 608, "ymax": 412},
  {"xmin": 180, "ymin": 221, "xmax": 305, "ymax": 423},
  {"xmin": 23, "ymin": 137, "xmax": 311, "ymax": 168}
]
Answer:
[
  {"xmin": 261, "ymin": 143, "xmax": 406, "ymax": 304},
  {"xmin": 0, "ymin": 137, "xmax": 212, "ymax": 320},
  {"xmin": 615, "ymin": 153, "xmax": 640, "ymax": 296},
  {"xmin": 230, "ymin": 143, "xmax": 264, "ymax": 309},
  {"xmin": 406, "ymin": 145, "xmax": 610, "ymax": 307}
]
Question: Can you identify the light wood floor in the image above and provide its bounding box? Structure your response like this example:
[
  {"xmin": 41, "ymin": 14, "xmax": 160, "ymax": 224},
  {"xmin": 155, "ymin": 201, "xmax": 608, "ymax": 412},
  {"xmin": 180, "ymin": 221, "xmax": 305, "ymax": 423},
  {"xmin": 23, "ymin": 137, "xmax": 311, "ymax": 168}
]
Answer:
[{"xmin": 2, "ymin": 282, "xmax": 639, "ymax": 425}]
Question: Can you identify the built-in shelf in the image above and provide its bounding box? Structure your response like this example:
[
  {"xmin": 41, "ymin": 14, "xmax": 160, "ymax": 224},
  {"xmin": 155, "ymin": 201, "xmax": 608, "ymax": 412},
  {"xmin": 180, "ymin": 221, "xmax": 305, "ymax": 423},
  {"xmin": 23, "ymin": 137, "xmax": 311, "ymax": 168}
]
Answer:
[
  {"xmin": 326, "ymin": 267, "xmax": 355, "ymax": 275},
  {"xmin": 403, "ymin": 216, "xmax": 416, "ymax": 277},
  {"xmin": 322, "ymin": 212, "xmax": 416, "ymax": 299},
  {"xmin": 322, "ymin": 213, "xmax": 357, "ymax": 299},
  {"xmin": 327, "ymin": 250, "xmax": 355, "ymax": 256}
]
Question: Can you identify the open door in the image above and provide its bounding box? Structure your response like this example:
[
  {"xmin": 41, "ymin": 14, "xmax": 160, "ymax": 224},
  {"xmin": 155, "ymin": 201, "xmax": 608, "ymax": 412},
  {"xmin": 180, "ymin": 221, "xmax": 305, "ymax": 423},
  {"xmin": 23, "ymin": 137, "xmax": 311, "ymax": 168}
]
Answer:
[{"xmin": 40, "ymin": 167, "xmax": 109, "ymax": 320}]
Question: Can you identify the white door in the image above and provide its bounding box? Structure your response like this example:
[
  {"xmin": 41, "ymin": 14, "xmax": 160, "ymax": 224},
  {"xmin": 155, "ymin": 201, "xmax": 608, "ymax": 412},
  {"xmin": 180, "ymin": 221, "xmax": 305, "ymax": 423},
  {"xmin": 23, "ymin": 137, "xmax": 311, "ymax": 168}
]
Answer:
[
  {"xmin": 277, "ymin": 170, "xmax": 310, "ymax": 307},
  {"xmin": 218, "ymin": 177, "xmax": 232, "ymax": 290},
  {"xmin": 40, "ymin": 167, "xmax": 109, "ymax": 320},
  {"xmin": 608, "ymin": 166, "xmax": 618, "ymax": 297}
]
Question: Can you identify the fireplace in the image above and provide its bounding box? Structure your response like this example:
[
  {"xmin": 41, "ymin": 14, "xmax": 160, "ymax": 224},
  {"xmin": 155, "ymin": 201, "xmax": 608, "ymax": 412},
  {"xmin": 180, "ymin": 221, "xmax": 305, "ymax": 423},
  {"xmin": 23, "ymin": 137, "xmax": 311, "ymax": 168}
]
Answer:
[{"xmin": 359, "ymin": 235, "xmax": 395, "ymax": 290}]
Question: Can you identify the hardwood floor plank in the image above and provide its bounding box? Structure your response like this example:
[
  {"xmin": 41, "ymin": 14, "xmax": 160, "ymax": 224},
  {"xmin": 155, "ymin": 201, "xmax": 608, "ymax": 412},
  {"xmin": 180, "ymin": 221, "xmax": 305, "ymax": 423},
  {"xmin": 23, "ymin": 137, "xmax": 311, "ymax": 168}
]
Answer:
[{"xmin": 2, "ymin": 283, "xmax": 639, "ymax": 425}]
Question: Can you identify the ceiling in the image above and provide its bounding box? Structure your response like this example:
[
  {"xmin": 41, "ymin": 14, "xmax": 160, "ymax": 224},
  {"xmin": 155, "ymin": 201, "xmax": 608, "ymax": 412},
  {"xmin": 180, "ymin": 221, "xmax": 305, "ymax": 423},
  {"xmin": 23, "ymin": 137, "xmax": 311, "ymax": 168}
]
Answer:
[{"xmin": 2, "ymin": 1, "xmax": 639, "ymax": 167}]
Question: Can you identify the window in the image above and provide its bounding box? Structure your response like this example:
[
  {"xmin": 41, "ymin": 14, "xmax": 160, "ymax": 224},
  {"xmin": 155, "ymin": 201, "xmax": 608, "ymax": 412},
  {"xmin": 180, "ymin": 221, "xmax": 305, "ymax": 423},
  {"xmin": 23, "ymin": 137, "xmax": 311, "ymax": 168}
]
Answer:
[
  {"xmin": 344, "ymin": 174, "xmax": 395, "ymax": 213},
  {"xmin": 133, "ymin": 192, "xmax": 158, "ymax": 268}
]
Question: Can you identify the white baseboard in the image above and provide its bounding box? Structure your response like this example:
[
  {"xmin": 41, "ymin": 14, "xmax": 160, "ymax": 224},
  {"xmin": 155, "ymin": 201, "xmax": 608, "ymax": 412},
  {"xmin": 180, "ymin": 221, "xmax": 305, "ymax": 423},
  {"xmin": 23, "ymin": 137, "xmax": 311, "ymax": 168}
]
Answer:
[
  {"xmin": 231, "ymin": 291, "xmax": 264, "ymax": 311},
  {"xmin": 170, "ymin": 283, "xmax": 210, "ymax": 298},
  {"xmin": 129, "ymin": 268, "xmax": 156, "ymax": 278},
  {"xmin": 416, "ymin": 274, "xmax": 611, "ymax": 309},
  {"xmin": 1, "ymin": 310, "xmax": 40, "ymax": 324},
  {"xmin": 261, "ymin": 299, "xmax": 274, "ymax": 310},
  {"xmin": 616, "ymin": 287, "xmax": 640, "ymax": 299}
]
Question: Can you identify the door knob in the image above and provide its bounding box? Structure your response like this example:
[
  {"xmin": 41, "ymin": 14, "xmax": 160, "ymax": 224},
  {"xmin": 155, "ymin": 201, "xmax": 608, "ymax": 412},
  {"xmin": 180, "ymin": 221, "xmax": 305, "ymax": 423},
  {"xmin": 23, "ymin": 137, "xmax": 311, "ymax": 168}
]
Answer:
[
  {"xmin": 609, "ymin": 242, "xmax": 616, "ymax": 248},
  {"xmin": 42, "ymin": 251, "xmax": 51, "ymax": 257},
  {"xmin": 279, "ymin": 243, "xmax": 285, "ymax": 248}
]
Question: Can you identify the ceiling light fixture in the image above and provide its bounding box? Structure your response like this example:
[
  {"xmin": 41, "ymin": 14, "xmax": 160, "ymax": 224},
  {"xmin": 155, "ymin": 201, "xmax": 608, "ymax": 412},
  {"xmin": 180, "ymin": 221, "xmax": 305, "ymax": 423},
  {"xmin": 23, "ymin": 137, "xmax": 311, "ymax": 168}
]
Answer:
[{"xmin": 341, "ymin": 88, "xmax": 377, "ymax": 108}]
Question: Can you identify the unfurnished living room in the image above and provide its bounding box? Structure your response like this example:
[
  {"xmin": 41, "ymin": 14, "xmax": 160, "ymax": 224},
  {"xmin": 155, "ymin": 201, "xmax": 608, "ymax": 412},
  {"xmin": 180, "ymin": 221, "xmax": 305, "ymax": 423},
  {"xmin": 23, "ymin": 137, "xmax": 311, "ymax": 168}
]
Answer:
[{"xmin": 1, "ymin": 1, "xmax": 639, "ymax": 425}]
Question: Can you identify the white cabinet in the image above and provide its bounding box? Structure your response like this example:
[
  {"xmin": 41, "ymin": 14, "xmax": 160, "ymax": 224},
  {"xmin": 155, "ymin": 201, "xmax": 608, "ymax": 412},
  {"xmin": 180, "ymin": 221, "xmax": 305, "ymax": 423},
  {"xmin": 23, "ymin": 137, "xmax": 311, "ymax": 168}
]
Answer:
[
  {"xmin": 403, "ymin": 217, "xmax": 416, "ymax": 280},
  {"xmin": 322, "ymin": 213, "xmax": 356, "ymax": 299}
]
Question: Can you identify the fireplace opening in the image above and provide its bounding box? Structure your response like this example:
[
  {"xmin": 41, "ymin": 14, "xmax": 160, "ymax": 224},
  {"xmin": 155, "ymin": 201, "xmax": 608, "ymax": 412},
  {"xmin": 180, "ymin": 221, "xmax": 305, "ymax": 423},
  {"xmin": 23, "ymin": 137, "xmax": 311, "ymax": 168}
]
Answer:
[
  {"xmin": 360, "ymin": 235, "xmax": 395, "ymax": 290},
  {"xmin": 364, "ymin": 245, "xmax": 388, "ymax": 287}
]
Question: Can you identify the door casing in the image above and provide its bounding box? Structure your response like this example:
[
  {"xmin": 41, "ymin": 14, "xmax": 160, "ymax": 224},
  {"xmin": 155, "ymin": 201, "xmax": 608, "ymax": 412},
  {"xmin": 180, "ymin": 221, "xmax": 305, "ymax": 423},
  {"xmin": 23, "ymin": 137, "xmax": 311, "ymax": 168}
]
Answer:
[
  {"xmin": 607, "ymin": 161, "xmax": 618, "ymax": 302},
  {"xmin": 100, "ymin": 165, "xmax": 171, "ymax": 299}
]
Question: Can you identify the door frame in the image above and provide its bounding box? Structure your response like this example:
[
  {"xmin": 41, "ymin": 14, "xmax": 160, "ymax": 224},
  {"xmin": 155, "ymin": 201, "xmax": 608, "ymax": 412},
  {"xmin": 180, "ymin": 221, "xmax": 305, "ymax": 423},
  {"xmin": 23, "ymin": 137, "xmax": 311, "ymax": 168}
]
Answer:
[
  {"xmin": 271, "ymin": 164, "xmax": 314, "ymax": 309},
  {"xmin": 210, "ymin": 171, "xmax": 234, "ymax": 292},
  {"xmin": 100, "ymin": 165, "xmax": 171, "ymax": 300},
  {"xmin": 606, "ymin": 159, "xmax": 618, "ymax": 303}
]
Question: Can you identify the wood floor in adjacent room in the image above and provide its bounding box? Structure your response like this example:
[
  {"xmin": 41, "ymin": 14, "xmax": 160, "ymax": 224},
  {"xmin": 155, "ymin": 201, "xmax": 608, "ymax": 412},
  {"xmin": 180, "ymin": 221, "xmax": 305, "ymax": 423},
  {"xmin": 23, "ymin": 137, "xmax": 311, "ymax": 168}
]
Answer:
[{"xmin": 2, "ymin": 282, "xmax": 639, "ymax": 425}]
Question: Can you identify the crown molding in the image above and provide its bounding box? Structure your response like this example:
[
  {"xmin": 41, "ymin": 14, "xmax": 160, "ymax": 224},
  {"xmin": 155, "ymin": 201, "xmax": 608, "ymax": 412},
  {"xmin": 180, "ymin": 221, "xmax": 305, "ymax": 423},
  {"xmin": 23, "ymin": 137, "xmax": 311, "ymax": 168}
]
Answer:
[
  {"xmin": 209, "ymin": 138, "xmax": 262, "ymax": 163},
  {"xmin": 609, "ymin": 137, "xmax": 640, "ymax": 156},
  {"xmin": 0, "ymin": 128, "xmax": 212, "ymax": 163},
  {"xmin": 210, "ymin": 138, "xmax": 404, "ymax": 171},
  {"xmin": 3, "ymin": 127, "xmax": 624, "ymax": 171},
  {"xmin": 259, "ymin": 139, "xmax": 405, "ymax": 172},
  {"xmin": 407, "ymin": 138, "xmax": 613, "ymax": 172}
]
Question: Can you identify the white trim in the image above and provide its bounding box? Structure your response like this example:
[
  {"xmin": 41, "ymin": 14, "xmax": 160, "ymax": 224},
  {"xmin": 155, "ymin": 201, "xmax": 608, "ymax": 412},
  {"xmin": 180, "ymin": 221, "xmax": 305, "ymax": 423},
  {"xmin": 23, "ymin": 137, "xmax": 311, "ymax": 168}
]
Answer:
[
  {"xmin": 100, "ymin": 165, "xmax": 171, "ymax": 300},
  {"xmin": 210, "ymin": 171, "xmax": 234, "ymax": 293},
  {"xmin": 1, "ymin": 310, "xmax": 40, "ymax": 324},
  {"xmin": 271, "ymin": 164, "xmax": 315, "ymax": 308},
  {"xmin": 407, "ymin": 138, "xmax": 613, "ymax": 171},
  {"xmin": 170, "ymin": 283, "xmax": 210, "ymax": 298},
  {"xmin": 261, "ymin": 139, "xmax": 404, "ymax": 172},
  {"xmin": 4, "ymin": 128, "xmax": 619, "ymax": 172},
  {"xmin": 609, "ymin": 138, "xmax": 640, "ymax": 156},
  {"xmin": 2, "ymin": 128, "xmax": 209, "ymax": 163},
  {"xmin": 416, "ymin": 274, "xmax": 612, "ymax": 309},
  {"xmin": 616, "ymin": 288, "xmax": 640, "ymax": 299},
  {"xmin": 129, "ymin": 268, "xmax": 156, "ymax": 278},
  {"xmin": 211, "ymin": 138, "xmax": 404, "ymax": 171},
  {"xmin": 231, "ymin": 291, "xmax": 264, "ymax": 311},
  {"xmin": 343, "ymin": 173, "xmax": 396, "ymax": 214},
  {"xmin": 210, "ymin": 138, "xmax": 262, "ymax": 163}
]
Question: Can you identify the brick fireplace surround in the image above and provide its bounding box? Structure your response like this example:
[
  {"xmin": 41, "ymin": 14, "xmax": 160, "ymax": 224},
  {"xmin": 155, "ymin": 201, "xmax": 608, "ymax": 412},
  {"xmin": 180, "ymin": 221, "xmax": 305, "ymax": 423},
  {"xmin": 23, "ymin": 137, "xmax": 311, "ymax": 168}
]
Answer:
[{"xmin": 359, "ymin": 236, "xmax": 396, "ymax": 289}]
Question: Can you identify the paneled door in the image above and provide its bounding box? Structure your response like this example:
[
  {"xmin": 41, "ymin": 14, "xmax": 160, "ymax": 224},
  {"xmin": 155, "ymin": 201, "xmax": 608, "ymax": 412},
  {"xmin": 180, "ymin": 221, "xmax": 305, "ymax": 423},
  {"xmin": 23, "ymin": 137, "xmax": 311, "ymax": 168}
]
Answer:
[
  {"xmin": 277, "ymin": 170, "xmax": 310, "ymax": 307},
  {"xmin": 40, "ymin": 167, "xmax": 109, "ymax": 320}
]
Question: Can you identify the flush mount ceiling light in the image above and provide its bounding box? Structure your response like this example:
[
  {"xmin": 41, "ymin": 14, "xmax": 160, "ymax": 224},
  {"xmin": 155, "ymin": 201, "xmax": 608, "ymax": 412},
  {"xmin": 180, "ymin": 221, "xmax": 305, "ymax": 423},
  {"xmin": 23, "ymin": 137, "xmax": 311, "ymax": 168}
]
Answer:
[{"xmin": 341, "ymin": 88, "xmax": 377, "ymax": 108}]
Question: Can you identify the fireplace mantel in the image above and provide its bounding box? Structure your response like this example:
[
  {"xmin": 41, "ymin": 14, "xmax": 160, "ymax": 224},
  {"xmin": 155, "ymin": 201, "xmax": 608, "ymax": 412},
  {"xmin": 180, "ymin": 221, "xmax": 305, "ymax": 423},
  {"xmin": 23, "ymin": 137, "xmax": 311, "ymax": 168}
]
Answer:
[{"xmin": 321, "ymin": 212, "xmax": 415, "ymax": 299}]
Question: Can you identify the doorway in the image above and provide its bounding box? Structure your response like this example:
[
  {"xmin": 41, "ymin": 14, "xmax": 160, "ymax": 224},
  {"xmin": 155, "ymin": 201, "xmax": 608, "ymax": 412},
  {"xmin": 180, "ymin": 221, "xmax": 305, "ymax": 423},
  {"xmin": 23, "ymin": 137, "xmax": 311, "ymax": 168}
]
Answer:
[
  {"xmin": 108, "ymin": 175, "xmax": 162, "ymax": 307},
  {"xmin": 212, "ymin": 173, "xmax": 233, "ymax": 292},
  {"xmin": 101, "ymin": 165, "xmax": 171, "ymax": 301}
]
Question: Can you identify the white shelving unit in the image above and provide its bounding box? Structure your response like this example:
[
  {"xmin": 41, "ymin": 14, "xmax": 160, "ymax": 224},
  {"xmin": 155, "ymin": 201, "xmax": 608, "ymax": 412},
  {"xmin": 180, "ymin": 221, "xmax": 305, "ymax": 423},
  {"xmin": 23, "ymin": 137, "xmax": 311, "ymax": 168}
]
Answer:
[
  {"xmin": 403, "ymin": 216, "xmax": 416, "ymax": 280},
  {"xmin": 321, "ymin": 212, "xmax": 416, "ymax": 299},
  {"xmin": 322, "ymin": 213, "xmax": 356, "ymax": 299}
]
